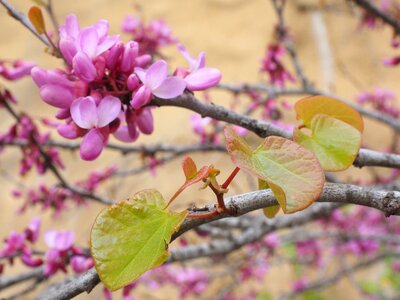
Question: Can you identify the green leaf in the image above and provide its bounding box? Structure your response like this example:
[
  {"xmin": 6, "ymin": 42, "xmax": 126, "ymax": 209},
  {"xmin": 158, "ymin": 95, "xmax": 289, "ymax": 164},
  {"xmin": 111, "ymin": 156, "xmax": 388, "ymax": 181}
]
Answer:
[
  {"xmin": 293, "ymin": 114, "xmax": 362, "ymax": 171},
  {"xmin": 295, "ymin": 95, "xmax": 364, "ymax": 132},
  {"xmin": 302, "ymin": 291, "xmax": 325, "ymax": 300},
  {"xmin": 256, "ymin": 292, "xmax": 273, "ymax": 300},
  {"xmin": 90, "ymin": 189, "xmax": 187, "ymax": 291},
  {"xmin": 225, "ymin": 127, "xmax": 325, "ymax": 214},
  {"xmin": 166, "ymin": 156, "xmax": 217, "ymax": 207},
  {"xmin": 258, "ymin": 179, "xmax": 280, "ymax": 218}
]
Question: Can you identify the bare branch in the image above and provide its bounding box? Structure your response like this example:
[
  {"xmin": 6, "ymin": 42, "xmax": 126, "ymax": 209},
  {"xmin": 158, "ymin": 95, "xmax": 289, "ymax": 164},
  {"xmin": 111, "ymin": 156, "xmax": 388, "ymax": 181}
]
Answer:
[
  {"xmin": 0, "ymin": 0, "xmax": 51, "ymax": 47},
  {"xmin": 151, "ymin": 93, "xmax": 400, "ymax": 169},
  {"xmin": 278, "ymin": 251, "xmax": 400, "ymax": 300},
  {"xmin": 352, "ymin": 0, "xmax": 400, "ymax": 35},
  {"xmin": 33, "ymin": 181, "xmax": 400, "ymax": 299},
  {"xmin": 217, "ymin": 83, "xmax": 400, "ymax": 132}
]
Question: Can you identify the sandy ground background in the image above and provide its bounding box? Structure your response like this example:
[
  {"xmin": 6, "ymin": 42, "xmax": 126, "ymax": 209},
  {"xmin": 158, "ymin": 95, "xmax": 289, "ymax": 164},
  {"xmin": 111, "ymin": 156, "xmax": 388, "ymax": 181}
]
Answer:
[{"xmin": 1, "ymin": 0, "xmax": 400, "ymax": 299}]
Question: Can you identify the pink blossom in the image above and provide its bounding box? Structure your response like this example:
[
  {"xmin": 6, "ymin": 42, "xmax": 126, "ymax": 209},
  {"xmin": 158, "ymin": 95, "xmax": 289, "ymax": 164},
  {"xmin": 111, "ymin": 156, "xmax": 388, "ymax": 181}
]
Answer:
[
  {"xmin": 131, "ymin": 60, "xmax": 186, "ymax": 108},
  {"xmin": 260, "ymin": 44, "xmax": 295, "ymax": 87},
  {"xmin": 21, "ymin": 253, "xmax": 43, "ymax": 267},
  {"xmin": 0, "ymin": 59, "xmax": 35, "ymax": 80},
  {"xmin": 176, "ymin": 44, "xmax": 222, "ymax": 91},
  {"xmin": 263, "ymin": 233, "xmax": 280, "ymax": 250},
  {"xmin": 31, "ymin": 67, "xmax": 86, "ymax": 109},
  {"xmin": 25, "ymin": 217, "xmax": 41, "ymax": 243},
  {"xmin": 122, "ymin": 16, "xmax": 177, "ymax": 55},
  {"xmin": 44, "ymin": 248, "xmax": 67, "ymax": 276},
  {"xmin": 357, "ymin": 88, "xmax": 399, "ymax": 117},
  {"xmin": 173, "ymin": 267, "xmax": 208, "ymax": 298},
  {"xmin": 43, "ymin": 230, "xmax": 75, "ymax": 276},
  {"xmin": 71, "ymin": 256, "xmax": 94, "ymax": 273},
  {"xmin": 0, "ymin": 219, "xmax": 43, "ymax": 270},
  {"xmin": 0, "ymin": 115, "xmax": 63, "ymax": 175},
  {"xmin": 44, "ymin": 230, "xmax": 74, "ymax": 251},
  {"xmin": 70, "ymin": 96, "xmax": 121, "ymax": 160},
  {"xmin": 292, "ymin": 277, "xmax": 308, "ymax": 292},
  {"xmin": 0, "ymin": 231, "xmax": 25, "ymax": 256},
  {"xmin": 383, "ymin": 56, "xmax": 400, "ymax": 66},
  {"xmin": 59, "ymin": 14, "xmax": 119, "ymax": 65}
]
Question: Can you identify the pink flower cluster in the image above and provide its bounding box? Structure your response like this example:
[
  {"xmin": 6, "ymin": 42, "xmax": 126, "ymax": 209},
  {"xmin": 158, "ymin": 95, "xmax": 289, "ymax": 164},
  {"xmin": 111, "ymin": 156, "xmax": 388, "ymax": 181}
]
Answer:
[
  {"xmin": 359, "ymin": 0, "xmax": 391, "ymax": 29},
  {"xmin": 0, "ymin": 115, "xmax": 64, "ymax": 175},
  {"xmin": 246, "ymin": 91, "xmax": 294, "ymax": 132},
  {"xmin": 190, "ymin": 114, "xmax": 247, "ymax": 144},
  {"xmin": 357, "ymin": 88, "xmax": 399, "ymax": 117},
  {"xmin": 296, "ymin": 239, "xmax": 323, "ymax": 267},
  {"xmin": 103, "ymin": 265, "xmax": 208, "ymax": 300},
  {"xmin": 260, "ymin": 44, "xmax": 295, "ymax": 87},
  {"xmin": 321, "ymin": 207, "xmax": 400, "ymax": 256},
  {"xmin": 32, "ymin": 14, "xmax": 221, "ymax": 161},
  {"xmin": 44, "ymin": 230, "xmax": 93, "ymax": 275},
  {"xmin": 0, "ymin": 217, "xmax": 42, "ymax": 272},
  {"xmin": 0, "ymin": 59, "xmax": 35, "ymax": 81},
  {"xmin": 122, "ymin": 16, "xmax": 177, "ymax": 56},
  {"xmin": 13, "ymin": 166, "xmax": 116, "ymax": 214}
]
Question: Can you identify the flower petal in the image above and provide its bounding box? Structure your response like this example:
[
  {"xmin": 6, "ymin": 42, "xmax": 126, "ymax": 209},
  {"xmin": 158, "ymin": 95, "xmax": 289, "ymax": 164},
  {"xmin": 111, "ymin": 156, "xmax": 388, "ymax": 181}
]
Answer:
[
  {"xmin": 73, "ymin": 52, "xmax": 97, "ymax": 82},
  {"xmin": 196, "ymin": 52, "xmax": 206, "ymax": 69},
  {"xmin": 70, "ymin": 97, "xmax": 98, "ymax": 129},
  {"xmin": 113, "ymin": 125, "xmax": 139, "ymax": 142},
  {"xmin": 57, "ymin": 123, "xmax": 83, "ymax": 139},
  {"xmin": 134, "ymin": 67, "xmax": 146, "ymax": 83},
  {"xmin": 97, "ymin": 96, "xmax": 121, "ymax": 128},
  {"xmin": 78, "ymin": 27, "xmax": 99, "ymax": 58},
  {"xmin": 94, "ymin": 19, "xmax": 109, "ymax": 40},
  {"xmin": 177, "ymin": 44, "xmax": 197, "ymax": 71},
  {"xmin": 59, "ymin": 14, "xmax": 80, "ymax": 39},
  {"xmin": 136, "ymin": 108, "xmax": 154, "ymax": 135},
  {"xmin": 130, "ymin": 85, "xmax": 152, "ymax": 109},
  {"xmin": 96, "ymin": 35, "xmax": 120, "ymax": 56},
  {"xmin": 31, "ymin": 67, "xmax": 47, "ymax": 87},
  {"xmin": 44, "ymin": 230, "xmax": 74, "ymax": 250},
  {"xmin": 146, "ymin": 60, "xmax": 168, "ymax": 90},
  {"xmin": 185, "ymin": 68, "xmax": 221, "ymax": 91},
  {"xmin": 80, "ymin": 128, "xmax": 105, "ymax": 160},
  {"xmin": 40, "ymin": 84, "xmax": 74, "ymax": 108},
  {"xmin": 59, "ymin": 39, "xmax": 78, "ymax": 65},
  {"xmin": 153, "ymin": 76, "xmax": 186, "ymax": 99}
]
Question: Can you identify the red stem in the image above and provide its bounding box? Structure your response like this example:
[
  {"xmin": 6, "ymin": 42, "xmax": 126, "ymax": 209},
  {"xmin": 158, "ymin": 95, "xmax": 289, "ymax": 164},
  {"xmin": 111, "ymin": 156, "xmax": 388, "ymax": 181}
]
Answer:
[{"xmin": 221, "ymin": 167, "xmax": 240, "ymax": 189}]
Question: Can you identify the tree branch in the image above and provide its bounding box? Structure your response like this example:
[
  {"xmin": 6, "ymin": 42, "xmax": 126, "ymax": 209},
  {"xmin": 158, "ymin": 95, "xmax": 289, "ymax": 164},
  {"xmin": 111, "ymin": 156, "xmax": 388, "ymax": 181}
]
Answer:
[
  {"xmin": 278, "ymin": 251, "xmax": 400, "ymax": 300},
  {"xmin": 151, "ymin": 93, "xmax": 400, "ymax": 169},
  {"xmin": 0, "ymin": 0, "xmax": 51, "ymax": 47},
  {"xmin": 33, "ymin": 182, "xmax": 400, "ymax": 299},
  {"xmin": 352, "ymin": 0, "xmax": 400, "ymax": 35}
]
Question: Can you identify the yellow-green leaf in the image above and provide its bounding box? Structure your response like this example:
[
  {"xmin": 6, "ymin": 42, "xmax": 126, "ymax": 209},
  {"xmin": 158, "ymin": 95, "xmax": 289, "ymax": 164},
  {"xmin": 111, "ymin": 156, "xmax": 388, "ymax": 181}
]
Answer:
[
  {"xmin": 225, "ymin": 127, "xmax": 325, "ymax": 214},
  {"xmin": 258, "ymin": 179, "xmax": 280, "ymax": 218},
  {"xmin": 28, "ymin": 6, "xmax": 46, "ymax": 34},
  {"xmin": 90, "ymin": 189, "xmax": 187, "ymax": 291},
  {"xmin": 294, "ymin": 114, "xmax": 362, "ymax": 171},
  {"xmin": 295, "ymin": 96, "xmax": 364, "ymax": 132},
  {"xmin": 263, "ymin": 205, "xmax": 280, "ymax": 218}
]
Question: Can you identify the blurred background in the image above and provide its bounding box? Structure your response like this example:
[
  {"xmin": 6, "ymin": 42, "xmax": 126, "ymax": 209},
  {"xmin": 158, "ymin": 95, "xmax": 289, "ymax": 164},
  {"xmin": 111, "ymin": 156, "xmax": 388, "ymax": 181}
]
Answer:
[{"xmin": 1, "ymin": 0, "xmax": 400, "ymax": 299}]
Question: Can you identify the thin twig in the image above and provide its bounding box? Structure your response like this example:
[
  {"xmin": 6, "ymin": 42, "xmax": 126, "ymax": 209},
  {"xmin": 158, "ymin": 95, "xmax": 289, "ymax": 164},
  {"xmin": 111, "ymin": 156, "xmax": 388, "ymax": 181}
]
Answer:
[{"xmin": 0, "ymin": 0, "xmax": 51, "ymax": 47}]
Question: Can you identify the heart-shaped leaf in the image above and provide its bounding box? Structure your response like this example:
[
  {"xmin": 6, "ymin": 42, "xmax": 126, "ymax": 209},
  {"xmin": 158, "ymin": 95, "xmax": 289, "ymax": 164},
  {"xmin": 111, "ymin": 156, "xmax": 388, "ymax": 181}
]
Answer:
[
  {"xmin": 295, "ymin": 96, "xmax": 364, "ymax": 132},
  {"xmin": 166, "ymin": 156, "xmax": 218, "ymax": 207},
  {"xmin": 225, "ymin": 127, "xmax": 325, "ymax": 214},
  {"xmin": 258, "ymin": 179, "xmax": 280, "ymax": 218},
  {"xmin": 90, "ymin": 189, "xmax": 187, "ymax": 291},
  {"xmin": 293, "ymin": 114, "xmax": 362, "ymax": 171}
]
